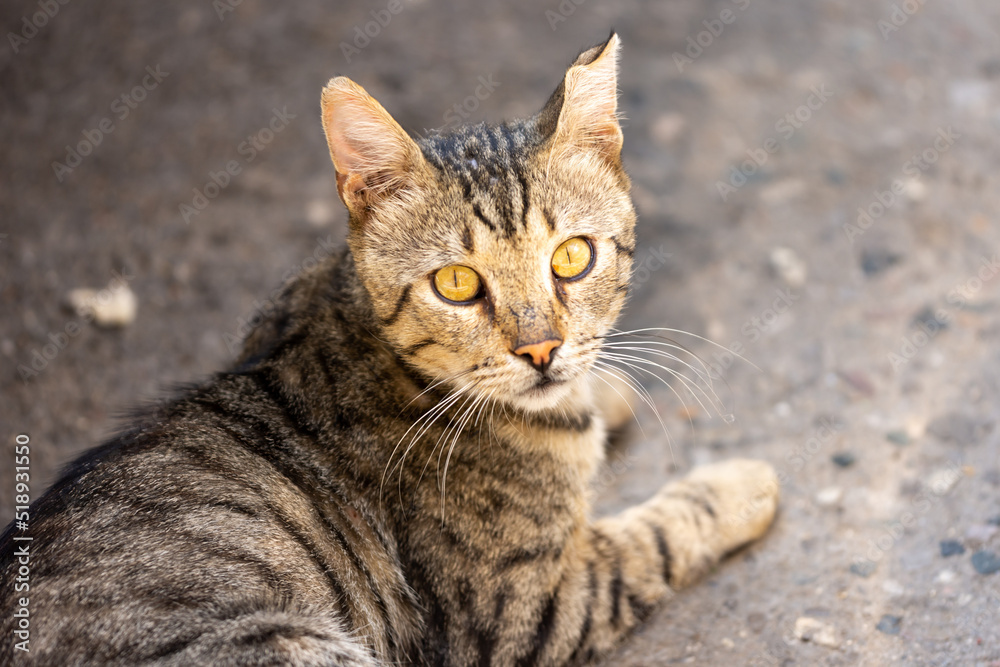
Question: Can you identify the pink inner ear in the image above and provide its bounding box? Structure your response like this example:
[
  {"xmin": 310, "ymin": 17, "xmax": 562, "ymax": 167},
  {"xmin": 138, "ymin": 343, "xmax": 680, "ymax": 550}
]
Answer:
[{"xmin": 321, "ymin": 80, "xmax": 419, "ymax": 202}]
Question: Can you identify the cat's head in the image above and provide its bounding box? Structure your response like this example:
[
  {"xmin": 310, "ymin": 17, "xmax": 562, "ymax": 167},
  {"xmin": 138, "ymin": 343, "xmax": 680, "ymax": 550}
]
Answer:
[{"xmin": 320, "ymin": 33, "xmax": 634, "ymax": 413}]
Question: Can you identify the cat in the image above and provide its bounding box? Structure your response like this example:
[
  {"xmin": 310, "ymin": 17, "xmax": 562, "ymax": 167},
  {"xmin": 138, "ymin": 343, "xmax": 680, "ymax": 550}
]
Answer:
[{"xmin": 0, "ymin": 32, "xmax": 778, "ymax": 666}]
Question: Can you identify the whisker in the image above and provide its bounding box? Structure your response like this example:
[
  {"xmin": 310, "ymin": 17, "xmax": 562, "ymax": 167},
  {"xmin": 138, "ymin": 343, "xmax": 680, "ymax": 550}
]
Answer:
[
  {"xmin": 590, "ymin": 362, "xmax": 647, "ymax": 439},
  {"xmin": 599, "ymin": 354, "xmax": 701, "ymax": 439},
  {"xmin": 439, "ymin": 391, "xmax": 491, "ymax": 517},
  {"xmin": 601, "ymin": 340, "xmax": 717, "ymax": 388},
  {"xmin": 591, "ymin": 362, "xmax": 675, "ymax": 463},
  {"xmin": 420, "ymin": 391, "xmax": 477, "ymax": 490},
  {"xmin": 388, "ymin": 384, "xmax": 472, "ymax": 505},
  {"xmin": 397, "ymin": 367, "xmax": 475, "ymax": 415},
  {"xmin": 605, "ymin": 326, "xmax": 762, "ymax": 374},
  {"xmin": 601, "ymin": 351, "xmax": 723, "ymax": 420},
  {"xmin": 600, "ymin": 347, "xmax": 730, "ymax": 418}
]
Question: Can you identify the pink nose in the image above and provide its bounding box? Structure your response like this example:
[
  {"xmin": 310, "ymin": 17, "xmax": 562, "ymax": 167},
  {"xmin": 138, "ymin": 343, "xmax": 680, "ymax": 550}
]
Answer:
[{"xmin": 513, "ymin": 339, "xmax": 562, "ymax": 373}]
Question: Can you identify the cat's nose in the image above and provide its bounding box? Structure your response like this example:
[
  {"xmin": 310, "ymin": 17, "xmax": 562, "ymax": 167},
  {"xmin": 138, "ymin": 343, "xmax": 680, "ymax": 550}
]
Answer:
[{"xmin": 513, "ymin": 338, "xmax": 562, "ymax": 373}]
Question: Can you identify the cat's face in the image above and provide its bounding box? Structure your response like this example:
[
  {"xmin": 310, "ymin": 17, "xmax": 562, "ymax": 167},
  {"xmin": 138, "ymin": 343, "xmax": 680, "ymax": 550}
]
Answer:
[{"xmin": 322, "ymin": 35, "xmax": 633, "ymax": 412}]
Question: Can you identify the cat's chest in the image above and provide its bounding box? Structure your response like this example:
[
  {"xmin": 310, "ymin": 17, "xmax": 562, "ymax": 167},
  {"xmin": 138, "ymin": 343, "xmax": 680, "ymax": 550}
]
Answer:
[{"xmin": 491, "ymin": 408, "xmax": 608, "ymax": 486}]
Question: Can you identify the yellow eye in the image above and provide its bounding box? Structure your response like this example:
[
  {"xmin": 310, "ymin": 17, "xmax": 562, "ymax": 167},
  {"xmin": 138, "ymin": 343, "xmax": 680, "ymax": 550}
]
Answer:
[
  {"xmin": 551, "ymin": 237, "xmax": 593, "ymax": 279},
  {"xmin": 433, "ymin": 265, "xmax": 482, "ymax": 303}
]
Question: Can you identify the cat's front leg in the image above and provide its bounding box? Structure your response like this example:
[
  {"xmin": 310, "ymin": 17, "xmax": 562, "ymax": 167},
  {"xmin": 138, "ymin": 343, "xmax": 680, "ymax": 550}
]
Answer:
[{"xmin": 530, "ymin": 458, "xmax": 779, "ymax": 665}]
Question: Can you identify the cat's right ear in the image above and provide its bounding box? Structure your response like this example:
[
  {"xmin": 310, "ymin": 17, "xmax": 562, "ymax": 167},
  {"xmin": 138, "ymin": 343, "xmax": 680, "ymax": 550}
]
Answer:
[
  {"xmin": 321, "ymin": 77, "xmax": 425, "ymax": 218},
  {"xmin": 537, "ymin": 32, "xmax": 624, "ymax": 169}
]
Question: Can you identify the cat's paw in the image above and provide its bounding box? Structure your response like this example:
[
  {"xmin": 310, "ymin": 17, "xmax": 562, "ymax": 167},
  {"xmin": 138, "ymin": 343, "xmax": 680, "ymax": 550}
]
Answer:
[{"xmin": 685, "ymin": 458, "xmax": 780, "ymax": 552}]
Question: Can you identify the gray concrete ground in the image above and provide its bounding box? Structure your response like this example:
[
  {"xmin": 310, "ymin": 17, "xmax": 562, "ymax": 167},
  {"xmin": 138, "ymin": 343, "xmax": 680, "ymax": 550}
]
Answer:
[{"xmin": 2, "ymin": 1, "xmax": 999, "ymax": 664}]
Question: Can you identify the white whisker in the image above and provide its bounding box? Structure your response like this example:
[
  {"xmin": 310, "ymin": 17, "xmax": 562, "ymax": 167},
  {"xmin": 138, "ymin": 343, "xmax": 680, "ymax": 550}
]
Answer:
[{"xmin": 600, "ymin": 350, "xmax": 727, "ymax": 418}]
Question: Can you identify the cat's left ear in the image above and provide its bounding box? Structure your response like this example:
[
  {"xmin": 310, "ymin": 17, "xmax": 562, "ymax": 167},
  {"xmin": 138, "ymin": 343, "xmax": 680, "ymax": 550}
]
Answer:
[
  {"xmin": 540, "ymin": 32, "xmax": 624, "ymax": 166},
  {"xmin": 321, "ymin": 77, "xmax": 426, "ymax": 218}
]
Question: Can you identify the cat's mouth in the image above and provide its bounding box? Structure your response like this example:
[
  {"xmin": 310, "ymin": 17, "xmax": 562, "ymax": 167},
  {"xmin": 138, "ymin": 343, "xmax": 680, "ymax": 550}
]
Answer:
[{"xmin": 524, "ymin": 375, "xmax": 565, "ymax": 394}]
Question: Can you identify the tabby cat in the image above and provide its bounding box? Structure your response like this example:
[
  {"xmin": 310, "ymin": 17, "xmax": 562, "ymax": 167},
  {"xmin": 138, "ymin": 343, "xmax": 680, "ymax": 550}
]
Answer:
[{"xmin": 0, "ymin": 33, "xmax": 779, "ymax": 666}]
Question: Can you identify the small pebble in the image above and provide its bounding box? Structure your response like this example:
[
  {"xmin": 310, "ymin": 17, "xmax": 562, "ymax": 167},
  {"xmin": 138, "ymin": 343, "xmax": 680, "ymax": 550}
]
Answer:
[
  {"xmin": 815, "ymin": 487, "xmax": 843, "ymax": 507},
  {"xmin": 720, "ymin": 637, "xmax": 735, "ymax": 649},
  {"xmin": 885, "ymin": 430, "xmax": 911, "ymax": 446},
  {"xmin": 824, "ymin": 166, "xmax": 847, "ymax": 185},
  {"xmin": 902, "ymin": 178, "xmax": 926, "ymax": 201},
  {"xmin": 794, "ymin": 617, "xmax": 839, "ymax": 648},
  {"xmin": 66, "ymin": 284, "xmax": 137, "ymax": 328},
  {"xmin": 794, "ymin": 616, "xmax": 840, "ymax": 648},
  {"xmin": 746, "ymin": 612, "xmax": 766, "ymax": 634},
  {"xmin": 881, "ymin": 580, "xmax": 905, "ymax": 596},
  {"xmin": 940, "ymin": 540, "xmax": 966, "ymax": 557},
  {"xmin": 911, "ymin": 305, "xmax": 949, "ymax": 332},
  {"xmin": 927, "ymin": 412, "xmax": 994, "ymax": 447},
  {"xmin": 832, "ymin": 452, "xmax": 857, "ymax": 468},
  {"xmin": 760, "ymin": 178, "xmax": 806, "ymax": 206},
  {"xmin": 965, "ymin": 524, "xmax": 999, "ymax": 543},
  {"xmin": 948, "ymin": 79, "xmax": 992, "ymax": 115},
  {"xmin": 935, "ymin": 569, "xmax": 957, "ymax": 584},
  {"xmin": 305, "ymin": 199, "xmax": 336, "ymax": 227},
  {"xmin": 971, "ymin": 550, "xmax": 1000, "ymax": 575},
  {"xmin": 837, "ymin": 369, "xmax": 876, "ymax": 396},
  {"xmin": 850, "ymin": 560, "xmax": 877, "ymax": 578},
  {"xmin": 769, "ymin": 246, "xmax": 808, "ymax": 287},
  {"xmin": 926, "ymin": 467, "xmax": 963, "ymax": 495},
  {"xmin": 651, "ymin": 113, "xmax": 686, "ymax": 145},
  {"xmin": 860, "ymin": 247, "xmax": 901, "ymax": 276},
  {"xmin": 875, "ymin": 615, "xmax": 902, "ymax": 635}
]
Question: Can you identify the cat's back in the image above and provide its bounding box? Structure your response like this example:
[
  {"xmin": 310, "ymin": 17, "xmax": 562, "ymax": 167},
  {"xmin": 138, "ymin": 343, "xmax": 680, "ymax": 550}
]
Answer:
[{"xmin": 0, "ymin": 316, "xmax": 422, "ymax": 665}]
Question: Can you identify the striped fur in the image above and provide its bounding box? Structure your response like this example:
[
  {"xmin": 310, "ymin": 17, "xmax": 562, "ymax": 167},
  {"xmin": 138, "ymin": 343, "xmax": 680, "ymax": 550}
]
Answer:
[{"xmin": 0, "ymin": 34, "xmax": 778, "ymax": 666}]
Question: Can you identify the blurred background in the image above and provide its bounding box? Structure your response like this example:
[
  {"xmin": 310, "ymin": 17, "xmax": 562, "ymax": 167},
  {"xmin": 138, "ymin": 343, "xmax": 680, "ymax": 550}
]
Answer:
[{"xmin": 2, "ymin": 1, "xmax": 1000, "ymax": 664}]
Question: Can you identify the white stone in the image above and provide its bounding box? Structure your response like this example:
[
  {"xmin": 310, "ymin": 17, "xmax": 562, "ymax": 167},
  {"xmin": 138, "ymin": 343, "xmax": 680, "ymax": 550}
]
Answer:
[
  {"xmin": 305, "ymin": 198, "xmax": 336, "ymax": 227},
  {"xmin": 881, "ymin": 579, "xmax": 905, "ymax": 596},
  {"xmin": 651, "ymin": 113, "xmax": 686, "ymax": 145},
  {"xmin": 794, "ymin": 617, "xmax": 839, "ymax": 649},
  {"xmin": 760, "ymin": 179, "xmax": 806, "ymax": 206},
  {"xmin": 769, "ymin": 246, "xmax": 808, "ymax": 287},
  {"xmin": 66, "ymin": 284, "xmax": 137, "ymax": 328},
  {"xmin": 902, "ymin": 178, "xmax": 926, "ymax": 202},
  {"xmin": 935, "ymin": 569, "xmax": 956, "ymax": 584},
  {"xmin": 815, "ymin": 486, "xmax": 843, "ymax": 507}
]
